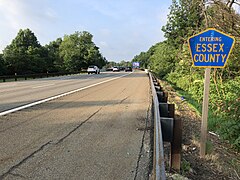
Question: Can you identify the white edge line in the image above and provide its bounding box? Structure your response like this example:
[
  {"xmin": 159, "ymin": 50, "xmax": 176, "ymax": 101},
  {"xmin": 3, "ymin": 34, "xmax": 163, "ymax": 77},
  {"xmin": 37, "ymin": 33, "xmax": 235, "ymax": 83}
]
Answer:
[{"xmin": 0, "ymin": 73, "xmax": 131, "ymax": 116}]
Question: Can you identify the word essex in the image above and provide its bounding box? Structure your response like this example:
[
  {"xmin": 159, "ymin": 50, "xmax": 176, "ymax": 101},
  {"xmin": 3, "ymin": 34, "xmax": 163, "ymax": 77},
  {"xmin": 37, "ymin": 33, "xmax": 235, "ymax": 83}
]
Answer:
[{"xmin": 194, "ymin": 43, "xmax": 226, "ymax": 63}]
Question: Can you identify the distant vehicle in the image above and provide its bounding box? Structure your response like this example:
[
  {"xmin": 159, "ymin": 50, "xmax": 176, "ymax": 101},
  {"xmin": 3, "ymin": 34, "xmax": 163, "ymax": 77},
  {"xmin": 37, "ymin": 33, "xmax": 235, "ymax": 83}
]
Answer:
[
  {"xmin": 106, "ymin": 67, "xmax": 113, "ymax": 71},
  {"xmin": 125, "ymin": 67, "xmax": 132, "ymax": 72},
  {"xmin": 113, "ymin": 66, "xmax": 120, "ymax": 72},
  {"xmin": 87, "ymin": 65, "xmax": 100, "ymax": 74},
  {"xmin": 119, "ymin": 67, "xmax": 125, "ymax": 71}
]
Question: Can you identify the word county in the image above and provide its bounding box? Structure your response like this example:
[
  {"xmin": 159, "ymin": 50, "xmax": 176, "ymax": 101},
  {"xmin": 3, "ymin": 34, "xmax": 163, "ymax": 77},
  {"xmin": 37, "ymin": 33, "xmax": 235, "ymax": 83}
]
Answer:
[{"xmin": 193, "ymin": 37, "xmax": 226, "ymax": 63}]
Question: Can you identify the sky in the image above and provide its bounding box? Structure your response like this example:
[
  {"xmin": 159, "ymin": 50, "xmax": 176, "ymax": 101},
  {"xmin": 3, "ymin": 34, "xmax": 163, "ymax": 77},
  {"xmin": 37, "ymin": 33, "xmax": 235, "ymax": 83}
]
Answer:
[{"xmin": 0, "ymin": 0, "xmax": 172, "ymax": 62}]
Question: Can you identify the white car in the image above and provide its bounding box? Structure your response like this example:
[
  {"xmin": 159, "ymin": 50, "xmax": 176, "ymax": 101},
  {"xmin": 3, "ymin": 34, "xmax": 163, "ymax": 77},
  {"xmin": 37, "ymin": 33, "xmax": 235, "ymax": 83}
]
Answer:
[
  {"xmin": 112, "ymin": 66, "xmax": 120, "ymax": 72},
  {"xmin": 87, "ymin": 65, "xmax": 100, "ymax": 74}
]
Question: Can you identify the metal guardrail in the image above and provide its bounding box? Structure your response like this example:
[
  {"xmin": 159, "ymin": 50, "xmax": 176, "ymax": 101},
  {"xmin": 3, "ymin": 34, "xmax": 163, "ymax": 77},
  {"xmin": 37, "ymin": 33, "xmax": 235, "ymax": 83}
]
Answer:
[
  {"xmin": 0, "ymin": 71, "xmax": 83, "ymax": 82},
  {"xmin": 149, "ymin": 72, "xmax": 166, "ymax": 180}
]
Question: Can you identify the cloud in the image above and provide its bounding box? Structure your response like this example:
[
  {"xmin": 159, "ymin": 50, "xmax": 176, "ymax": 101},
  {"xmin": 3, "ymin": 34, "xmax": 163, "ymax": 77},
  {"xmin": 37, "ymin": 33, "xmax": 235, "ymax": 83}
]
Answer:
[
  {"xmin": 0, "ymin": 1, "xmax": 25, "ymax": 30},
  {"xmin": 0, "ymin": 0, "xmax": 172, "ymax": 61},
  {"xmin": 99, "ymin": 41, "xmax": 108, "ymax": 47},
  {"xmin": 0, "ymin": 0, "xmax": 58, "ymax": 51},
  {"xmin": 4, "ymin": 1, "xmax": 57, "ymax": 28}
]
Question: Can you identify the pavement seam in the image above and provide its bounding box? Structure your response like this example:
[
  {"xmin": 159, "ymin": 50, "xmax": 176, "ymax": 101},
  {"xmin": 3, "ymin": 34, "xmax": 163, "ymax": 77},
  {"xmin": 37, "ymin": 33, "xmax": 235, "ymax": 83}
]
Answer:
[
  {"xmin": 134, "ymin": 102, "xmax": 151, "ymax": 180},
  {"xmin": 119, "ymin": 96, "xmax": 129, "ymax": 104},
  {"xmin": 0, "ymin": 83, "xmax": 113, "ymax": 134},
  {"xmin": 56, "ymin": 107, "xmax": 102, "ymax": 144},
  {"xmin": 0, "ymin": 141, "xmax": 52, "ymax": 179},
  {"xmin": 0, "ymin": 108, "xmax": 102, "ymax": 179},
  {"xmin": 8, "ymin": 172, "xmax": 26, "ymax": 178}
]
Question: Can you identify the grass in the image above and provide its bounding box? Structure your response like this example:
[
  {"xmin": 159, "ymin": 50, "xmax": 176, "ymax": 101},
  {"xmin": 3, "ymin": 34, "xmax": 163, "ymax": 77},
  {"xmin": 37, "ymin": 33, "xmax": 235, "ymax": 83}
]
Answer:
[
  {"xmin": 161, "ymin": 80, "xmax": 221, "ymax": 133},
  {"xmin": 181, "ymin": 159, "xmax": 191, "ymax": 175},
  {"xmin": 176, "ymin": 89, "xmax": 201, "ymax": 117},
  {"xmin": 206, "ymin": 140, "xmax": 214, "ymax": 154},
  {"xmin": 230, "ymin": 159, "xmax": 240, "ymax": 175}
]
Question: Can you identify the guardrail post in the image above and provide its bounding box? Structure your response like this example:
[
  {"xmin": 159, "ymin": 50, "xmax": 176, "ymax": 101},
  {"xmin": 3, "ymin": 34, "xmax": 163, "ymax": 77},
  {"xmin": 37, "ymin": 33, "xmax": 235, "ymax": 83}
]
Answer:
[
  {"xmin": 170, "ymin": 117, "xmax": 182, "ymax": 172},
  {"xmin": 155, "ymin": 78, "xmax": 182, "ymax": 173},
  {"xmin": 14, "ymin": 73, "xmax": 17, "ymax": 81}
]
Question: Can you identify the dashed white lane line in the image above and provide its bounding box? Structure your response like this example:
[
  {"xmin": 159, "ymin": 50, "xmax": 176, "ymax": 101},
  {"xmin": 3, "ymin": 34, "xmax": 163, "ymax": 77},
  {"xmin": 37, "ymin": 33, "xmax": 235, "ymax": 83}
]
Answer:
[{"xmin": 0, "ymin": 73, "xmax": 131, "ymax": 116}]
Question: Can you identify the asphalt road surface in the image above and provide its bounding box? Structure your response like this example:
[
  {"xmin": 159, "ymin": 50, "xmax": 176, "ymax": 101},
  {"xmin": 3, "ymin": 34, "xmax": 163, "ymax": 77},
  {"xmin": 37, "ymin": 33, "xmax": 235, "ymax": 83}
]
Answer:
[
  {"xmin": 0, "ymin": 71, "xmax": 152, "ymax": 179},
  {"xmin": 0, "ymin": 72, "xmax": 131, "ymax": 114}
]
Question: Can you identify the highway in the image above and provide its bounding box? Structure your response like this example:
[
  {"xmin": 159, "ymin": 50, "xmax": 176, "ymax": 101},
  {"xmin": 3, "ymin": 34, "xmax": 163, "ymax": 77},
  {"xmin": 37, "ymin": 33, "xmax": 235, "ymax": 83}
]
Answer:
[
  {"xmin": 0, "ymin": 72, "xmax": 131, "ymax": 114},
  {"xmin": 0, "ymin": 71, "xmax": 152, "ymax": 179}
]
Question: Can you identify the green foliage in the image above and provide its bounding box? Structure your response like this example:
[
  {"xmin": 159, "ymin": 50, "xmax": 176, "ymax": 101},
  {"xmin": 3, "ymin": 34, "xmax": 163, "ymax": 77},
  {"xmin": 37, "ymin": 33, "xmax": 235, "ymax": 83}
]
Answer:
[
  {"xmin": 209, "ymin": 77, "xmax": 240, "ymax": 116},
  {"xmin": 135, "ymin": 0, "xmax": 240, "ymax": 150},
  {"xmin": 162, "ymin": 0, "xmax": 203, "ymax": 47},
  {"xmin": 167, "ymin": 71, "xmax": 204, "ymax": 103},
  {"xmin": 118, "ymin": 60, "xmax": 132, "ymax": 67},
  {"xmin": 208, "ymin": 77, "xmax": 240, "ymax": 149},
  {"xmin": 219, "ymin": 119, "xmax": 240, "ymax": 149},
  {"xmin": 45, "ymin": 38, "xmax": 63, "ymax": 72},
  {"xmin": 132, "ymin": 51, "xmax": 151, "ymax": 69},
  {"xmin": 0, "ymin": 54, "xmax": 6, "ymax": 75},
  {"xmin": 206, "ymin": 140, "xmax": 214, "ymax": 154},
  {"xmin": 3, "ymin": 29, "xmax": 47, "ymax": 74},
  {"xmin": 1, "ymin": 29, "xmax": 107, "ymax": 75},
  {"xmin": 59, "ymin": 31, "xmax": 106, "ymax": 72},
  {"xmin": 181, "ymin": 159, "xmax": 191, "ymax": 175},
  {"xmin": 148, "ymin": 42, "xmax": 177, "ymax": 78}
]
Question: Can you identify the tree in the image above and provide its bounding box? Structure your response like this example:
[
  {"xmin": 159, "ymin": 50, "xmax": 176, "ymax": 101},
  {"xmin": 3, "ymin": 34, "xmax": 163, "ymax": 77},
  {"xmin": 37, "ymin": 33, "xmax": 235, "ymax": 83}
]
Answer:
[
  {"xmin": 161, "ymin": 0, "xmax": 240, "ymax": 149},
  {"xmin": 132, "ymin": 51, "xmax": 151, "ymax": 69},
  {"xmin": 85, "ymin": 45, "xmax": 106, "ymax": 68},
  {"xmin": 203, "ymin": 0, "xmax": 240, "ymax": 78},
  {"xmin": 118, "ymin": 60, "xmax": 131, "ymax": 67},
  {"xmin": 3, "ymin": 28, "xmax": 47, "ymax": 74},
  {"xmin": 149, "ymin": 41, "xmax": 177, "ymax": 78},
  {"xmin": 105, "ymin": 61, "xmax": 117, "ymax": 68},
  {"xmin": 45, "ymin": 38, "xmax": 63, "ymax": 72},
  {"xmin": 0, "ymin": 54, "xmax": 6, "ymax": 75},
  {"xmin": 162, "ymin": 0, "xmax": 203, "ymax": 47},
  {"xmin": 59, "ymin": 31, "xmax": 106, "ymax": 72}
]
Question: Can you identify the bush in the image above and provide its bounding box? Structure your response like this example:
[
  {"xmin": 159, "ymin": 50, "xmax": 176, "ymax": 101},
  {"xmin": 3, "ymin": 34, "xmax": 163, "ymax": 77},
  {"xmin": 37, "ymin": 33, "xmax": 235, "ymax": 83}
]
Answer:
[{"xmin": 166, "ymin": 71, "xmax": 240, "ymax": 150}]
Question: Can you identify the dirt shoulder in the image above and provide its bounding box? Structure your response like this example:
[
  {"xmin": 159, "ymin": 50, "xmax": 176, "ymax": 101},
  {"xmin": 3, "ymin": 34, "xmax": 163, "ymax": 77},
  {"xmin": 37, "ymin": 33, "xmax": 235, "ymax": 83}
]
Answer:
[{"xmin": 159, "ymin": 79, "xmax": 240, "ymax": 180}]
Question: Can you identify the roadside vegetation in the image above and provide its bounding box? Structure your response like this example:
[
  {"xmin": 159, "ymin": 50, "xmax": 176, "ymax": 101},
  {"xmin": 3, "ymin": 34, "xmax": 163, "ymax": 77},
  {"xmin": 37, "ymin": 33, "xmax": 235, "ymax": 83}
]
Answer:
[
  {"xmin": 133, "ymin": 0, "xmax": 240, "ymax": 151},
  {"xmin": 0, "ymin": 29, "xmax": 107, "ymax": 75}
]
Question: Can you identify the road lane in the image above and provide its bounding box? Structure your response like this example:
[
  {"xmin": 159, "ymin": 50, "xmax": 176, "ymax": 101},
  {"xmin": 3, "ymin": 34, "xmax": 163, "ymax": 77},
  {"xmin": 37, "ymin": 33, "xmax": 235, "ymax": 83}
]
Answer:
[
  {"xmin": 32, "ymin": 83, "xmax": 55, "ymax": 89},
  {"xmin": 0, "ymin": 71, "xmax": 152, "ymax": 179},
  {"xmin": 0, "ymin": 72, "xmax": 130, "ymax": 113}
]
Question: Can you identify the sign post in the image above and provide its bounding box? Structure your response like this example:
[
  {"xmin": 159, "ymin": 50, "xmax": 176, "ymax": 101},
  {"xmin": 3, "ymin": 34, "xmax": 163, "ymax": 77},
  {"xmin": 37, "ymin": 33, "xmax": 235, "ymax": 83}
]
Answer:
[
  {"xmin": 188, "ymin": 28, "xmax": 235, "ymax": 158},
  {"xmin": 201, "ymin": 68, "xmax": 211, "ymax": 157}
]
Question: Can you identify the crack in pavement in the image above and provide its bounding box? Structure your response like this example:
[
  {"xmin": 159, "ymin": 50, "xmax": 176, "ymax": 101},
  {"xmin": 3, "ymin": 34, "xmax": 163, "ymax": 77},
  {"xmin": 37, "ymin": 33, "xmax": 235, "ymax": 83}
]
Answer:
[
  {"xmin": 0, "ymin": 141, "xmax": 52, "ymax": 179},
  {"xmin": 56, "ymin": 107, "xmax": 102, "ymax": 144},
  {"xmin": 9, "ymin": 172, "xmax": 26, "ymax": 179},
  {"xmin": 119, "ymin": 96, "xmax": 129, "ymax": 104},
  {"xmin": 134, "ymin": 102, "xmax": 151, "ymax": 180},
  {"xmin": 0, "ymin": 107, "xmax": 102, "ymax": 179}
]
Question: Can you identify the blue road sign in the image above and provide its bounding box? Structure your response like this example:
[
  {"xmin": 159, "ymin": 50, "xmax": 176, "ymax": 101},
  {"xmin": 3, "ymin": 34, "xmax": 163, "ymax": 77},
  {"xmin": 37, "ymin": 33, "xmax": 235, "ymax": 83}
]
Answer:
[
  {"xmin": 188, "ymin": 28, "xmax": 235, "ymax": 68},
  {"xmin": 132, "ymin": 62, "xmax": 140, "ymax": 68}
]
